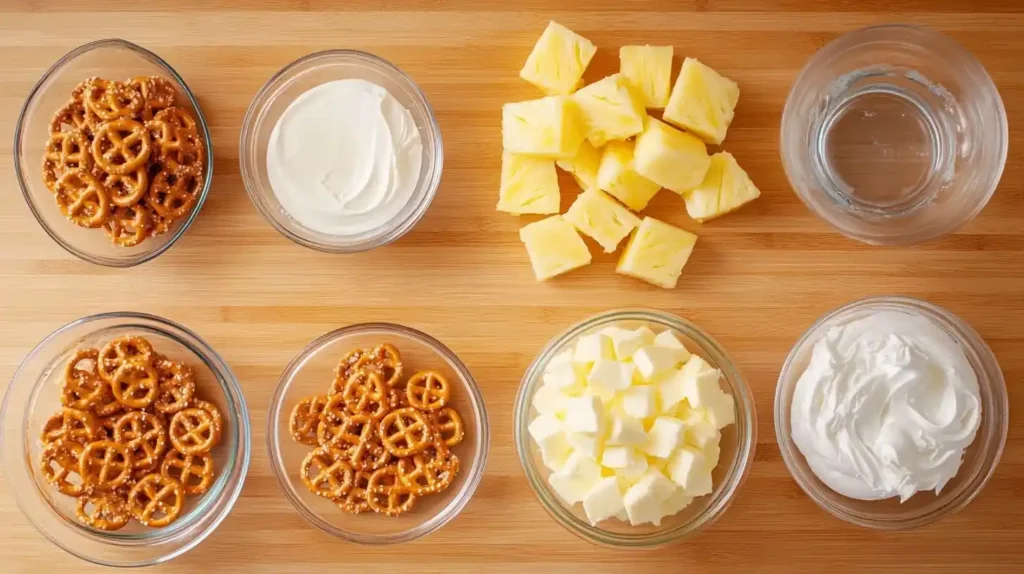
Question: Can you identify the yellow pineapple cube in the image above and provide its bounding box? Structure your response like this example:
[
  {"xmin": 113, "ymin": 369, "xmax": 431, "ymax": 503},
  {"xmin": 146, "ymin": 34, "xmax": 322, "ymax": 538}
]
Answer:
[
  {"xmin": 616, "ymin": 217, "xmax": 697, "ymax": 289},
  {"xmin": 573, "ymin": 74, "xmax": 646, "ymax": 147},
  {"xmin": 519, "ymin": 215, "xmax": 592, "ymax": 281},
  {"xmin": 619, "ymin": 45, "xmax": 673, "ymax": 109},
  {"xmin": 502, "ymin": 96, "xmax": 584, "ymax": 159},
  {"xmin": 596, "ymin": 140, "xmax": 661, "ymax": 211},
  {"xmin": 663, "ymin": 58, "xmax": 740, "ymax": 145},
  {"xmin": 564, "ymin": 188, "xmax": 641, "ymax": 253},
  {"xmin": 556, "ymin": 139, "xmax": 602, "ymax": 190},
  {"xmin": 634, "ymin": 117, "xmax": 712, "ymax": 194},
  {"xmin": 497, "ymin": 152, "xmax": 560, "ymax": 215},
  {"xmin": 519, "ymin": 21, "xmax": 597, "ymax": 96},
  {"xmin": 685, "ymin": 152, "xmax": 761, "ymax": 222}
]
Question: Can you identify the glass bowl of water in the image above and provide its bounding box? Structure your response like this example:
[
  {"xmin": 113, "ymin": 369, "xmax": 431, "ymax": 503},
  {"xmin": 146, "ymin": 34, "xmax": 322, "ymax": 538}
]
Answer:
[{"xmin": 781, "ymin": 24, "xmax": 1007, "ymax": 246}]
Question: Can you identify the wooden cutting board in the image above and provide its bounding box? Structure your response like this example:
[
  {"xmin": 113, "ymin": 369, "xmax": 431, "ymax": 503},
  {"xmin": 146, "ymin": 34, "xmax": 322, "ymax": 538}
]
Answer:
[{"xmin": 1, "ymin": 1, "xmax": 1022, "ymax": 572}]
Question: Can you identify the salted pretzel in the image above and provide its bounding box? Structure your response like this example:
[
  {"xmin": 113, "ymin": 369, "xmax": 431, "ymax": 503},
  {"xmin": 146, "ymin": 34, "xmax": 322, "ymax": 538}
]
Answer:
[
  {"xmin": 94, "ymin": 384, "xmax": 124, "ymax": 418},
  {"xmin": 147, "ymin": 107, "xmax": 200, "ymax": 160},
  {"xmin": 129, "ymin": 76, "xmax": 176, "ymax": 120},
  {"xmin": 79, "ymin": 440, "xmax": 133, "ymax": 492},
  {"xmin": 160, "ymin": 450, "xmax": 214, "ymax": 495},
  {"xmin": 405, "ymin": 371, "xmax": 450, "ymax": 412},
  {"xmin": 91, "ymin": 118, "xmax": 151, "ymax": 175},
  {"xmin": 42, "ymin": 407, "xmax": 98, "ymax": 445},
  {"xmin": 146, "ymin": 168, "xmax": 199, "ymax": 219},
  {"xmin": 98, "ymin": 335, "xmax": 154, "ymax": 382},
  {"xmin": 331, "ymin": 348, "xmax": 368, "ymax": 394},
  {"xmin": 152, "ymin": 356, "xmax": 195, "ymax": 414},
  {"xmin": 83, "ymin": 78, "xmax": 142, "ymax": 121},
  {"xmin": 327, "ymin": 413, "xmax": 374, "ymax": 450},
  {"xmin": 367, "ymin": 465, "xmax": 416, "ymax": 516},
  {"xmin": 190, "ymin": 399, "xmax": 223, "ymax": 447},
  {"xmin": 342, "ymin": 369, "xmax": 388, "ymax": 418},
  {"xmin": 54, "ymin": 168, "xmax": 110, "ymax": 228},
  {"xmin": 289, "ymin": 395, "xmax": 328, "ymax": 446},
  {"xmin": 300, "ymin": 447, "xmax": 355, "ymax": 500},
  {"xmin": 168, "ymin": 408, "xmax": 217, "ymax": 454},
  {"xmin": 50, "ymin": 99, "xmax": 94, "ymax": 134},
  {"xmin": 397, "ymin": 451, "xmax": 459, "ymax": 495},
  {"xmin": 128, "ymin": 474, "xmax": 184, "ymax": 527},
  {"xmin": 111, "ymin": 362, "xmax": 159, "ymax": 409},
  {"xmin": 328, "ymin": 414, "xmax": 391, "ymax": 471},
  {"xmin": 353, "ymin": 343, "xmax": 404, "ymax": 388},
  {"xmin": 429, "ymin": 407, "xmax": 465, "ymax": 448},
  {"xmin": 98, "ymin": 415, "xmax": 120, "ymax": 440},
  {"xmin": 76, "ymin": 490, "xmax": 131, "ymax": 531},
  {"xmin": 147, "ymin": 205, "xmax": 173, "ymax": 236},
  {"xmin": 43, "ymin": 131, "xmax": 92, "ymax": 191},
  {"xmin": 113, "ymin": 411, "xmax": 168, "ymax": 470},
  {"xmin": 349, "ymin": 434, "xmax": 392, "ymax": 472},
  {"xmin": 378, "ymin": 407, "xmax": 431, "ymax": 457},
  {"xmin": 315, "ymin": 394, "xmax": 354, "ymax": 447},
  {"xmin": 41, "ymin": 440, "xmax": 88, "ymax": 496},
  {"xmin": 96, "ymin": 167, "xmax": 148, "ymax": 207},
  {"xmin": 102, "ymin": 205, "xmax": 151, "ymax": 247},
  {"xmin": 62, "ymin": 349, "xmax": 105, "ymax": 410}
]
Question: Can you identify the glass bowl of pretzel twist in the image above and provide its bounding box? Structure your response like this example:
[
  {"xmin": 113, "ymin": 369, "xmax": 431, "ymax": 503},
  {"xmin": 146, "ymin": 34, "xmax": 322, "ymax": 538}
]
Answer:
[
  {"xmin": 0, "ymin": 312, "xmax": 251, "ymax": 567},
  {"xmin": 13, "ymin": 39, "xmax": 213, "ymax": 267},
  {"xmin": 267, "ymin": 323, "xmax": 489, "ymax": 544}
]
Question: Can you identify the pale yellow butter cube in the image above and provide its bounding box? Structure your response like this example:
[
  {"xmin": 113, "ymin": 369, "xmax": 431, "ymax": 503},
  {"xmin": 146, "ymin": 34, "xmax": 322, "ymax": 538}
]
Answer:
[
  {"xmin": 619, "ymin": 45, "xmax": 673, "ymax": 109},
  {"xmin": 634, "ymin": 117, "xmax": 711, "ymax": 194},
  {"xmin": 664, "ymin": 58, "xmax": 740, "ymax": 145},
  {"xmin": 556, "ymin": 139, "xmax": 602, "ymax": 190},
  {"xmin": 519, "ymin": 215, "xmax": 592, "ymax": 281},
  {"xmin": 596, "ymin": 140, "xmax": 661, "ymax": 211},
  {"xmin": 684, "ymin": 152, "xmax": 761, "ymax": 222},
  {"xmin": 564, "ymin": 188, "xmax": 641, "ymax": 253},
  {"xmin": 519, "ymin": 21, "xmax": 597, "ymax": 96},
  {"xmin": 573, "ymin": 74, "xmax": 647, "ymax": 147},
  {"xmin": 497, "ymin": 152, "xmax": 560, "ymax": 215},
  {"xmin": 616, "ymin": 217, "xmax": 697, "ymax": 289},
  {"xmin": 502, "ymin": 96, "xmax": 584, "ymax": 159}
]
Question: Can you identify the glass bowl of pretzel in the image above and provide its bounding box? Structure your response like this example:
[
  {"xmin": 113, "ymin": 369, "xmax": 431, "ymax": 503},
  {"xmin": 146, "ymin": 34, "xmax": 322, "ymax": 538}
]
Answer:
[
  {"xmin": 267, "ymin": 323, "xmax": 489, "ymax": 544},
  {"xmin": 13, "ymin": 39, "xmax": 213, "ymax": 267},
  {"xmin": 0, "ymin": 312, "xmax": 251, "ymax": 567}
]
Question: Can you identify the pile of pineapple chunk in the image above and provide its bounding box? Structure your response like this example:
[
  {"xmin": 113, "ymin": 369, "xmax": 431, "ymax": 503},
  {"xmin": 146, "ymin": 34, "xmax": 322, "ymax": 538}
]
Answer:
[{"xmin": 502, "ymin": 22, "xmax": 761, "ymax": 289}]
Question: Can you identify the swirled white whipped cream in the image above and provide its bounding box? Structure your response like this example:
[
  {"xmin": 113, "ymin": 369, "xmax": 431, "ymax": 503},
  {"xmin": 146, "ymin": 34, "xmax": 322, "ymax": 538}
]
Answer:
[
  {"xmin": 267, "ymin": 79, "xmax": 422, "ymax": 236},
  {"xmin": 791, "ymin": 310, "xmax": 981, "ymax": 502}
]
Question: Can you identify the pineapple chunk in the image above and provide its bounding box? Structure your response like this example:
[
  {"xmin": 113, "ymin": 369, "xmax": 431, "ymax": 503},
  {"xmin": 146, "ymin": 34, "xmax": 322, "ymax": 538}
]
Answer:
[
  {"xmin": 519, "ymin": 215, "xmax": 593, "ymax": 281},
  {"xmin": 564, "ymin": 188, "xmax": 641, "ymax": 253},
  {"xmin": 573, "ymin": 74, "xmax": 646, "ymax": 147},
  {"xmin": 634, "ymin": 117, "xmax": 712, "ymax": 194},
  {"xmin": 663, "ymin": 58, "xmax": 740, "ymax": 145},
  {"xmin": 497, "ymin": 152, "xmax": 560, "ymax": 215},
  {"xmin": 519, "ymin": 21, "xmax": 597, "ymax": 96},
  {"xmin": 616, "ymin": 217, "xmax": 697, "ymax": 289},
  {"xmin": 556, "ymin": 139, "xmax": 602, "ymax": 190},
  {"xmin": 619, "ymin": 45, "xmax": 673, "ymax": 109},
  {"xmin": 596, "ymin": 140, "xmax": 661, "ymax": 212},
  {"xmin": 502, "ymin": 96, "xmax": 584, "ymax": 159},
  {"xmin": 685, "ymin": 152, "xmax": 761, "ymax": 222}
]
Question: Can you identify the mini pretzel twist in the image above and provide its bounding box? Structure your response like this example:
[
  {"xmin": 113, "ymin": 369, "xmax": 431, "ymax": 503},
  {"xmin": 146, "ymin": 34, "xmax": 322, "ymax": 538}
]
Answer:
[
  {"xmin": 152, "ymin": 356, "xmax": 196, "ymax": 414},
  {"xmin": 96, "ymin": 167, "xmax": 149, "ymax": 207},
  {"xmin": 79, "ymin": 440, "xmax": 133, "ymax": 492},
  {"xmin": 146, "ymin": 167, "xmax": 200, "ymax": 219},
  {"xmin": 98, "ymin": 335, "xmax": 154, "ymax": 383},
  {"xmin": 353, "ymin": 343, "xmax": 404, "ymax": 388},
  {"xmin": 50, "ymin": 99, "xmax": 94, "ymax": 135},
  {"xmin": 160, "ymin": 449, "xmax": 214, "ymax": 495},
  {"xmin": 42, "ymin": 407, "xmax": 98, "ymax": 445},
  {"xmin": 102, "ymin": 205, "xmax": 151, "ymax": 247},
  {"xmin": 168, "ymin": 408, "xmax": 217, "ymax": 455},
  {"xmin": 54, "ymin": 168, "xmax": 110, "ymax": 228},
  {"xmin": 190, "ymin": 399, "xmax": 223, "ymax": 448},
  {"xmin": 128, "ymin": 474, "xmax": 184, "ymax": 527},
  {"xmin": 289, "ymin": 395, "xmax": 328, "ymax": 446},
  {"xmin": 378, "ymin": 407, "xmax": 432, "ymax": 457},
  {"xmin": 397, "ymin": 450, "xmax": 459, "ymax": 496},
  {"xmin": 342, "ymin": 369, "xmax": 388, "ymax": 418},
  {"xmin": 76, "ymin": 490, "xmax": 130, "ymax": 531},
  {"xmin": 62, "ymin": 349, "xmax": 105, "ymax": 410},
  {"xmin": 40, "ymin": 440, "xmax": 88, "ymax": 496},
  {"xmin": 111, "ymin": 362, "xmax": 159, "ymax": 409},
  {"xmin": 337, "ymin": 471, "xmax": 373, "ymax": 514},
  {"xmin": 83, "ymin": 78, "xmax": 142, "ymax": 122},
  {"xmin": 128, "ymin": 76, "xmax": 176, "ymax": 120},
  {"xmin": 43, "ymin": 131, "xmax": 92, "ymax": 192},
  {"xmin": 405, "ymin": 371, "xmax": 450, "ymax": 412},
  {"xmin": 113, "ymin": 411, "xmax": 168, "ymax": 470},
  {"xmin": 300, "ymin": 446, "xmax": 355, "ymax": 500},
  {"xmin": 367, "ymin": 465, "xmax": 417, "ymax": 517},
  {"xmin": 91, "ymin": 118, "xmax": 151, "ymax": 175},
  {"xmin": 429, "ymin": 407, "xmax": 465, "ymax": 448}
]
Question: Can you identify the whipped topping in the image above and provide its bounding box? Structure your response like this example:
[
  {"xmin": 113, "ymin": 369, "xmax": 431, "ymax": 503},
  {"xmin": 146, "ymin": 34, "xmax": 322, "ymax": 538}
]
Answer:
[
  {"xmin": 791, "ymin": 310, "xmax": 981, "ymax": 502},
  {"xmin": 266, "ymin": 79, "xmax": 422, "ymax": 236}
]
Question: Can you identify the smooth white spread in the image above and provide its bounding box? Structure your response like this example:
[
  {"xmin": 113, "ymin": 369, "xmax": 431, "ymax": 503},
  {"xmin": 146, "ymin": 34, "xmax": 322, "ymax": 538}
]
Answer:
[
  {"xmin": 791, "ymin": 310, "xmax": 981, "ymax": 502},
  {"xmin": 267, "ymin": 79, "xmax": 422, "ymax": 236}
]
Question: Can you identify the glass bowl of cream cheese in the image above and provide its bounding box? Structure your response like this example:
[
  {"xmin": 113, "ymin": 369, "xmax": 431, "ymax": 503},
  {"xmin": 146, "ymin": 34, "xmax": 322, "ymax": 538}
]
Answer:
[
  {"xmin": 775, "ymin": 296, "xmax": 1008, "ymax": 529},
  {"xmin": 240, "ymin": 50, "xmax": 443, "ymax": 253}
]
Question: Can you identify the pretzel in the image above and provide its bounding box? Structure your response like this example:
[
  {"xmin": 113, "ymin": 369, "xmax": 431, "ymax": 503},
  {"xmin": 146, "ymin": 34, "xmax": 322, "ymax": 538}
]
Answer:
[
  {"xmin": 342, "ymin": 369, "xmax": 388, "ymax": 419},
  {"xmin": 42, "ymin": 407, "xmax": 98, "ymax": 445},
  {"xmin": 367, "ymin": 465, "xmax": 416, "ymax": 516},
  {"xmin": 113, "ymin": 411, "xmax": 168, "ymax": 470},
  {"xmin": 95, "ymin": 166, "xmax": 148, "ymax": 207},
  {"xmin": 160, "ymin": 449, "xmax": 214, "ymax": 495},
  {"xmin": 337, "ymin": 471, "xmax": 372, "ymax": 514},
  {"xmin": 128, "ymin": 76, "xmax": 176, "ymax": 120},
  {"xmin": 300, "ymin": 446, "xmax": 354, "ymax": 500},
  {"xmin": 378, "ymin": 407, "xmax": 431, "ymax": 457},
  {"xmin": 50, "ymin": 99, "xmax": 94, "ymax": 134},
  {"xmin": 102, "ymin": 205, "xmax": 151, "ymax": 247},
  {"xmin": 76, "ymin": 490, "xmax": 130, "ymax": 531},
  {"xmin": 94, "ymin": 384, "xmax": 124, "ymax": 418},
  {"xmin": 147, "ymin": 204, "xmax": 173, "ymax": 237},
  {"xmin": 146, "ymin": 167, "xmax": 199, "ymax": 219},
  {"xmin": 147, "ymin": 107, "xmax": 199, "ymax": 161},
  {"xmin": 43, "ymin": 131, "xmax": 92, "ymax": 191},
  {"xmin": 98, "ymin": 415, "xmax": 120, "ymax": 440},
  {"xmin": 331, "ymin": 348, "xmax": 368, "ymax": 394},
  {"xmin": 290, "ymin": 395, "xmax": 328, "ymax": 446},
  {"xmin": 54, "ymin": 168, "xmax": 110, "ymax": 228},
  {"xmin": 168, "ymin": 408, "xmax": 217, "ymax": 454},
  {"xmin": 111, "ymin": 362, "xmax": 159, "ymax": 409},
  {"xmin": 405, "ymin": 371, "xmax": 450, "ymax": 412},
  {"xmin": 349, "ymin": 434, "xmax": 392, "ymax": 472},
  {"xmin": 62, "ymin": 349, "xmax": 105, "ymax": 410},
  {"xmin": 79, "ymin": 440, "xmax": 133, "ymax": 491},
  {"xmin": 98, "ymin": 335, "xmax": 154, "ymax": 382},
  {"xmin": 128, "ymin": 474, "xmax": 184, "ymax": 527},
  {"xmin": 327, "ymin": 412, "xmax": 374, "ymax": 450},
  {"xmin": 41, "ymin": 441, "xmax": 88, "ymax": 496},
  {"xmin": 328, "ymin": 414, "xmax": 392, "ymax": 471},
  {"xmin": 429, "ymin": 407, "xmax": 465, "ymax": 448},
  {"xmin": 397, "ymin": 451, "xmax": 459, "ymax": 495},
  {"xmin": 153, "ymin": 356, "xmax": 195, "ymax": 414},
  {"xmin": 91, "ymin": 118, "xmax": 151, "ymax": 175},
  {"xmin": 191, "ymin": 399, "xmax": 223, "ymax": 448},
  {"xmin": 84, "ymin": 78, "xmax": 143, "ymax": 122}
]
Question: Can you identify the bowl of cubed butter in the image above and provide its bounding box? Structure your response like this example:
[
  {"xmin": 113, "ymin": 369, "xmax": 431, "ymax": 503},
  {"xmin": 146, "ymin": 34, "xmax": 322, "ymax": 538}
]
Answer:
[{"xmin": 514, "ymin": 309, "xmax": 756, "ymax": 547}]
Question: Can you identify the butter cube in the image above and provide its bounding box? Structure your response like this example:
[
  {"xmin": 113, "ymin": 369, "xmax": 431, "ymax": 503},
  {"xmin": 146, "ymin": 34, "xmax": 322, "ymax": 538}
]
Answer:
[
  {"xmin": 608, "ymin": 414, "xmax": 647, "ymax": 446},
  {"xmin": 574, "ymin": 333, "xmax": 614, "ymax": 363},
  {"xmin": 634, "ymin": 326, "xmax": 657, "ymax": 345},
  {"xmin": 542, "ymin": 362, "xmax": 579, "ymax": 389},
  {"xmin": 634, "ymin": 117, "xmax": 712, "ymax": 194},
  {"xmin": 529, "ymin": 414, "xmax": 562, "ymax": 445},
  {"xmin": 686, "ymin": 419, "xmax": 720, "ymax": 450},
  {"xmin": 548, "ymin": 451, "xmax": 602, "ymax": 504},
  {"xmin": 668, "ymin": 446, "xmax": 713, "ymax": 496},
  {"xmin": 540, "ymin": 433, "xmax": 573, "ymax": 472},
  {"xmin": 529, "ymin": 415, "xmax": 572, "ymax": 470},
  {"xmin": 619, "ymin": 45, "xmax": 673, "ymax": 109},
  {"xmin": 704, "ymin": 391, "xmax": 735, "ymax": 429},
  {"xmin": 519, "ymin": 21, "xmax": 597, "ymax": 96},
  {"xmin": 564, "ymin": 188, "xmax": 641, "ymax": 253},
  {"xmin": 583, "ymin": 476, "xmax": 625, "ymax": 526},
  {"xmin": 632, "ymin": 345, "xmax": 682, "ymax": 381},
  {"xmin": 532, "ymin": 384, "xmax": 569, "ymax": 416},
  {"xmin": 704, "ymin": 442, "xmax": 721, "ymax": 471},
  {"xmin": 680, "ymin": 355, "xmax": 723, "ymax": 408},
  {"xmin": 660, "ymin": 488, "xmax": 694, "ymax": 520},
  {"xmin": 663, "ymin": 58, "xmax": 740, "ymax": 145},
  {"xmin": 502, "ymin": 96, "xmax": 585, "ymax": 159},
  {"xmin": 497, "ymin": 152, "xmax": 560, "ymax": 215},
  {"xmin": 596, "ymin": 140, "xmax": 662, "ymax": 211},
  {"xmin": 599, "ymin": 326, "xmax": 647, "ymax": 360},
  {"xmin": 519, "ymin": 216, "xmax": 592, "ymax": 281},
  {"xmin": 556, "ymin": 139, "xmax": 602, "ymax": 190},
  {"xmin": 602, "ymin": 446, "xmax": 643, "ymax": 469},
  {"xmin": 573, "ymin": 74, "xmax": 646, "ymax": 147},
  {"xmin": 623, "ymin": 469, "xmax": 677, "ymax": 525},
  {"xmin": 588, "ymin": 359, "xmax": 635, "ymax": 395},
  {"xmin": 622, "ymin": 385, "xmax": 657, "ymax": 419},
  {"xmin": 644, "ymin": 416, "xmax": 685, "ymax": 459},
  {"xmin": 616, "ymin": 217, "xmax": 698, "ymax": 290},
  {"xmin": 685, "ymin": 151, "xmax": 761, "ymax": 222},
  {"xmin": 564, "ymin": 395, "xmax": 603, "ymax": 433},
  {"xmin": 653, "ymin": 330, "xmax": 691, "ymax": 364},
  {"xmin": 567, "ymin": 431, "xmax": 603, "ymax": 460}
]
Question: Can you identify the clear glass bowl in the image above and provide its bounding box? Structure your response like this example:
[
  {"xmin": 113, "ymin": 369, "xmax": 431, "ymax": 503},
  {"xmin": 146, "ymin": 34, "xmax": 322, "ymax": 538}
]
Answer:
[
  {"xmin": 240, "ymin": 50, "xmax": 443, "ymax": 253},
  {"xmin": 514, "ymin": 309, "xmax": 757, "ymax": 547},
  {"xmin": 781, "ymin": 25, "xmax": 1007, "ymax": 245},
  {"xmin": 775, "ymin": 296, "xmax": 1008, "ymax": 529},
  {"xmin": 0, "ymin": 312, "xmax": 251, "ymax": 566},
  {"xmin": 266, "ymin": 323, "xmax": 488, "ymax": 543},
  {"xmin": 13, "ymin": 39, "xmax": 214, "ymax": 267}
]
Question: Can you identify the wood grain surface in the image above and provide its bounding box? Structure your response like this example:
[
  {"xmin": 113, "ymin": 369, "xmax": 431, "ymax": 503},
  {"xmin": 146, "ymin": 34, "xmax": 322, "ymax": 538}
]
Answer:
[{"xmin": 1, "ymin": 1, "xmax": 1023, "ymax": 572}]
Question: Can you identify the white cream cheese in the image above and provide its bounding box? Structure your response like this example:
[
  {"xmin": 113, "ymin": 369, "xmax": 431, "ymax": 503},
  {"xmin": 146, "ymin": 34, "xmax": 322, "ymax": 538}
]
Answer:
[
  {"xmin": 266, "ymin": 79, "xmax": 422, "ymax": 236},
  {"xmin": 791, "ymin": 310, "xmax": 981, "ymax": 502}
]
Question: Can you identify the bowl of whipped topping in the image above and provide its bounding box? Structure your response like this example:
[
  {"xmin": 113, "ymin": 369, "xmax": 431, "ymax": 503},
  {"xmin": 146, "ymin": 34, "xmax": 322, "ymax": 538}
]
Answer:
[
  {"xmin": 775, "ymin": 296, "xmax": 1008, "ymax": 529},
  {"xmin": 240, "ymin": 50, "xmax": 443, "ymax": 253}
]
